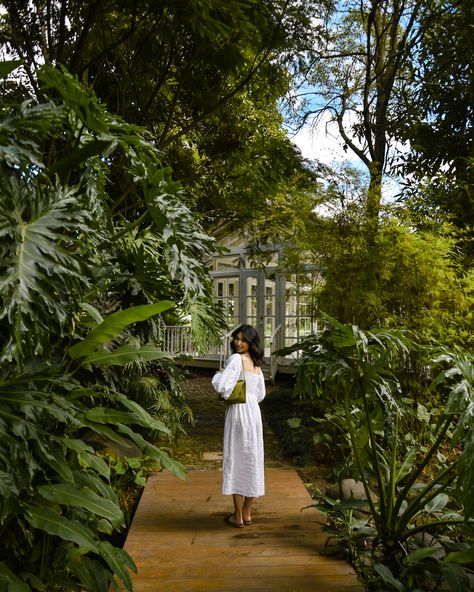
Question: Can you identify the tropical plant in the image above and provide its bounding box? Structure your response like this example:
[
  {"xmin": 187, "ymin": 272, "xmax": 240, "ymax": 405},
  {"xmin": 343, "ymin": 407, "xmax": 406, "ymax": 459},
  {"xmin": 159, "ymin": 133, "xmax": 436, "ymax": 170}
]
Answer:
[
  {"xmin": 278, "ymin": 316, "xmax": 474, "ymax": 591},
  {"xmin": 0, "ymin": 302, "xmax": 186, "ymax": 592},
  {"xmin": 0, "ymin": 61, "xmax": 220, "ymax": 591},
  {"xmin": 0, "ymin": 0, "xmax": 323, "ymax": 229}
]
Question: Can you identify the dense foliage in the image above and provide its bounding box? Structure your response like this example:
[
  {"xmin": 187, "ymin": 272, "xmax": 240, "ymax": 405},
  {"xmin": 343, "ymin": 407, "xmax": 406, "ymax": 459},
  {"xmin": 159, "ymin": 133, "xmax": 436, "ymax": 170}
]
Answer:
[
  {"xmin": 0, "ymin": 0, "xmax": 324, "ymax": 227},
  {"xmin": 395, "ymin": 0, "xmax": 474, "ymax": 260},
  {"xmin": 0, "ymin": 62, "xmax": 220, "ymax": 591},
  {"xmin": 279, "ymin": 318, "xmax": 474, "ymax": 591}
]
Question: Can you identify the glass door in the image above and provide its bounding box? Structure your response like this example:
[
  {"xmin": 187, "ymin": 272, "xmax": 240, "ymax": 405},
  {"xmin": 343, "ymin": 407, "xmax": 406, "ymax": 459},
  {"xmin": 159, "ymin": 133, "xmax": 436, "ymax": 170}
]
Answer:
[{"xmin": 245, "ymin": 272, "xmax": 276, "ymax": 357}]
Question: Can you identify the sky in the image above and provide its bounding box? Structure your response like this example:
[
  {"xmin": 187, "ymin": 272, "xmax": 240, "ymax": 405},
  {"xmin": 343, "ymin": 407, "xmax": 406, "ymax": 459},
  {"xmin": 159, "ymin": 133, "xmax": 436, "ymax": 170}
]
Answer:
[
  {"xmin": 289, "ymin": 112, "xmax": 353, "ymax": 167},
  {"xmin": 289, "ymin": 113, "xmax": 402, "ymax": 202}
]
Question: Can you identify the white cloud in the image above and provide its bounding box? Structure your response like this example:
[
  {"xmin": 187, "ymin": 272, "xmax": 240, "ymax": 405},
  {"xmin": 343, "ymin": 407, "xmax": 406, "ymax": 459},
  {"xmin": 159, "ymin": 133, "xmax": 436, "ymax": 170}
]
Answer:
[
  {"xmin": 289, "ymin": 112, "xmax": 402, "ymax": 202},
  {"xmin": 289, "ymin": 111, "xmax": 360, "ymax": 167}
]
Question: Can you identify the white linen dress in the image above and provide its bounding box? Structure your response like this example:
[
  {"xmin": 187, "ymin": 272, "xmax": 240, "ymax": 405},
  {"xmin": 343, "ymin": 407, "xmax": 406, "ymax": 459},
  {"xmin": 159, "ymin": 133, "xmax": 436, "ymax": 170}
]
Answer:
[{"xmin": 212, "ymin": 353, "xmax": 265, "ymax": 497}]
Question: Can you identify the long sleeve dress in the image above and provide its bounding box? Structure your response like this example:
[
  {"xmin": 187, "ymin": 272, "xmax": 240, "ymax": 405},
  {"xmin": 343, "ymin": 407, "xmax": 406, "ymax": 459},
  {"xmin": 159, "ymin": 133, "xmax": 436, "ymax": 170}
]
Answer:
[{"xmin": 212, "ymin": 353, "xmax": 265, "ymax": 497}]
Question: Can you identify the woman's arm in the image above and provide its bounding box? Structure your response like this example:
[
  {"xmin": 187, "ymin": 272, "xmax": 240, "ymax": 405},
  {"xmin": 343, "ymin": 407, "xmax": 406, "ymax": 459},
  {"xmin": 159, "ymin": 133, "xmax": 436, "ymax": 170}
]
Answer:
[
  {"xmin": 211, "ymin": 354, "xmax": 242, "ymax": 400},
  {"xmin": 256, "ymin": 371, "xmax": 266, "ymax": 403}
]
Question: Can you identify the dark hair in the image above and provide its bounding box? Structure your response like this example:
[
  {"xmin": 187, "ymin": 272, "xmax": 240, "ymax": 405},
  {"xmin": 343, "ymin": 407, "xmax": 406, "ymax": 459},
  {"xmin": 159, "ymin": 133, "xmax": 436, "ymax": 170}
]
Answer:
[{"xmin": 230, "ymin": 324, "xmax": 264, "ymax": 367}]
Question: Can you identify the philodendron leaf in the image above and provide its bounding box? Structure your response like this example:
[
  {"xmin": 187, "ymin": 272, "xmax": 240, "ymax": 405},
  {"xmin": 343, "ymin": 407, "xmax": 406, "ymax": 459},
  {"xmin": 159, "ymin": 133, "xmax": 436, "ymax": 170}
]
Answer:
[
  {"xmin": 69, "ymin": 301, "xmax": 174, "ymax": 360},
  {"xmin": 81, "ymin": 344, "xmax": 172, "ymax": 367},
  {"xmin": 38, "ymin": 484, "xmax": 123, "ymax": 524},
  {"xmin": 49, "ymin": 140, "xmax": 111, "ymax": 178},
  {"xmin": 0, "ymin": 561, "xmax": 30, "ymax": 591},
  {"xmin": 26, "ymin": 507, "xmax": 99, "ymax": 552}
]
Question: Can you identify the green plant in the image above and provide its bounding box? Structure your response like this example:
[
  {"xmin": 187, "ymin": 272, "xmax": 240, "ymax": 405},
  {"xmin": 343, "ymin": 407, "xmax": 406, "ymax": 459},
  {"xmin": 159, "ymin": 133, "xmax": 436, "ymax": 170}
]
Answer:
[
  {"xmin": 0, "ymin": 61, "xmax": 220, "ymax": 591},
  {"xmin": 278, "ymin": 316, "xmax": 474, "ymax": 591},
  {"xmin": 0, "ymin": 303, "xmax": 186, "ymax": 592}
]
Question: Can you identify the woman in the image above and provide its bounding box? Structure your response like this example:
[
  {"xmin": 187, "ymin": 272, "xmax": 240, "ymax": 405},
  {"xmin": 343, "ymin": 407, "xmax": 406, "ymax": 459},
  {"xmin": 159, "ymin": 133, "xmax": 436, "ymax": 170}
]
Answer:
[{"xmin": 212, "ymin": 324, "xmax": 265, "ymax": 528}]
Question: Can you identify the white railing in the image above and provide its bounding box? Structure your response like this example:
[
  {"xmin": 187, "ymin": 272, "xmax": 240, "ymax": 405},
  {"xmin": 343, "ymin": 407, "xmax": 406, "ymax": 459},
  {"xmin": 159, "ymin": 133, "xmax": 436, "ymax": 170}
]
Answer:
[
  {"xmin": 218, "ymin": 329, "xmax": 234, "ymax": 369},
  {"xmin": 163, "ymin": 325, "xmax": 195, "ymax": 356},
  {"xmin": 269, "ymin": 323, "xmax": 282, "ymax": 383},
  {"xmin": 162, "ymin": 324, "xmax": 292, "ymax": 381}
]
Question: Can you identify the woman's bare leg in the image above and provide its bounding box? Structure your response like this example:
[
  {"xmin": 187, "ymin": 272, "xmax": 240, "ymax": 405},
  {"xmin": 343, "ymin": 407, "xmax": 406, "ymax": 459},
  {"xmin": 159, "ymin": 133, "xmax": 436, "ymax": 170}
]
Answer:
[
  {"xmin": 242, "ymin": 496, "xmax": 254, "ymax": 524},
  {"xmin": 231, "ymin": 494, "xmax": 244, "ymax": 524}
]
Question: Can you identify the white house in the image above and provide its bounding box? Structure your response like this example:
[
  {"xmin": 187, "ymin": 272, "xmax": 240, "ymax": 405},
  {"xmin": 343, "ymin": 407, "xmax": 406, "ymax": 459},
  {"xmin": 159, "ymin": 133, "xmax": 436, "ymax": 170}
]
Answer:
[{"xmin": 164, "ymin": 227, "xmax": 320, "ymax": 380}]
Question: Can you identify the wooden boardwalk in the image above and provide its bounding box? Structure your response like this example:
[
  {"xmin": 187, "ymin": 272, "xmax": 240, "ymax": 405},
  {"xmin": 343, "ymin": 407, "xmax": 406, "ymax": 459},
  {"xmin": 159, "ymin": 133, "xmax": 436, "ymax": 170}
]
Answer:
[{"xmin": 115, "ymin": 467, "xmax": 365, "ymax": 591}]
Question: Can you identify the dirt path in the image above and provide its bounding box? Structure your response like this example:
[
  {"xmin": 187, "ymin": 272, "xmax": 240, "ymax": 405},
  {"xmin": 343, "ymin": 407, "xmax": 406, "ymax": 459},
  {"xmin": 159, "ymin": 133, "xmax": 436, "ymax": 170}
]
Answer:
[
  {"xmin": 168, "ymin": 369, "xmax": 333, "ymax": 499},
  {"xmin": 169, "ymin": 369, "xmax": 288, "ymax": 470}
]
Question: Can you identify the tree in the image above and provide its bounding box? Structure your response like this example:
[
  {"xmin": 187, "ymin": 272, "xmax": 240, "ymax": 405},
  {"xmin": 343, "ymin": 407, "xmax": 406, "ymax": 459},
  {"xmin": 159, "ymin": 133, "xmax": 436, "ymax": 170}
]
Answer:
[
  {"xmin": 1, "ymin": 0, "xmax": 324, "ymax": 225},
  {"xmin": 395, "ymin": 0, "xmax": 474, "ymax": 262},
  {"xmin": 289, "ymin": 0, "xmax": 424, "ymax": 234}
]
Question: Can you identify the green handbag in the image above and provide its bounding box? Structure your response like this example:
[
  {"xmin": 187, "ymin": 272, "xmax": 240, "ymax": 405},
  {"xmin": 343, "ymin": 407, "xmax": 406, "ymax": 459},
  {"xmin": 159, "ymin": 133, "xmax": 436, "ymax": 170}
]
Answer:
[{"xmin": 225, "ymin": 368, "xmax": 246, "ymax": 404}]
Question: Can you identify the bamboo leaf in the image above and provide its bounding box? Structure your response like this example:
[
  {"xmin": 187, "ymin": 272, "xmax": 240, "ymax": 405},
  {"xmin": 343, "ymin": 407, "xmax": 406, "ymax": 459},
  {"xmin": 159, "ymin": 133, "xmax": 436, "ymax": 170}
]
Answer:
[
  {"xmin": 26, "ymin": 507, "xmax": 99, "ymax": 552},
  {"xmin": 38, "ymin": 484, "xmax": 123, "ymax": 524},
  {"xmin": 69, "ymin": 301, "xmax": 174, "ymax": 360}
]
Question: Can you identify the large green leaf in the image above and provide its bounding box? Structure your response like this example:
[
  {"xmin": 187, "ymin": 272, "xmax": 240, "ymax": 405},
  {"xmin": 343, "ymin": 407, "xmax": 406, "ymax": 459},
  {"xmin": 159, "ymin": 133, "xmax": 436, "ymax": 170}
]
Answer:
[
  {"xmin": 39, "ymin": 65, "xmax": 109, "ymax": 134},
  {"xmin": 49, "ymin": 140, "xmax": 112, "ymax": 178},
  {"xmin": 69, "ymin": 301, "xmax": 174, "ymax": 360},
  {"xmin": 98, "ymin": 541, "xmax": 136, "ymax": 592},
  {"xmin": 42, "ymin": 454, "xmax": 75, "ymax": 483},
  {"xmin": 78, "ymin": 450, "xmax": 110, "ymax": 479},
  {"xmin": 26, "ymin": 507, "xmax": 99, "ymax": 552},
  {"xmin": 38, "ymin": 484, "xmax": 123, "ymax": 524},
  {"xmin": 395, "ymin": 446, "xmax": 418, "ymax": 484},
  {"xmin": 85, "ymin": 408, "xmax": 167, "ymax": 433},
  {"xmin": 85, "ymin": 394, "xmax": 169, "ymax": 433},
  {"xmin": 117, "ymin": 424, "xmax": 187, "ymax": 480},
  {"xmin": 374, "ymin": 563, "xmax": 405, "ymax": 591},
  {"xmin": 79, "ymin": 303, "xmax": 104, "ymax": 325},
  {"xmin": 446, "ymin": 545, "xmax": 474, "ymax": 565},
  {"xmin": 81, "ymin": 343, "xmax": 172, "ymax": 367},
  {"xmin": 66, "ymin": 552, "xmax": 109, "ymax": 592},
  {"xmin": 0, "ymin": 561, "xmax": 30, "ymax": 591},
  {"xmin": 0, "ymin": 60, "xmax": 23, "ymax": 79},
  {"xmin": 0, "ymin": 179, "xmax": 89, "ymax": 361},
  {"xmin": 439, "ymin": 562, "xmax": 470, "ymax": 592}
]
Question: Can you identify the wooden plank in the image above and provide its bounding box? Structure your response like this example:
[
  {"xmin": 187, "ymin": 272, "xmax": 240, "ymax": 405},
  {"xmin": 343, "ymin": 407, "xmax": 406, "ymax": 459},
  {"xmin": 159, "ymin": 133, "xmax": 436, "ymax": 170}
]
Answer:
[{"xmin": 113, "ymin": 469, "xmax": 364, "ymax": 591}]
